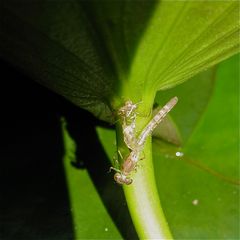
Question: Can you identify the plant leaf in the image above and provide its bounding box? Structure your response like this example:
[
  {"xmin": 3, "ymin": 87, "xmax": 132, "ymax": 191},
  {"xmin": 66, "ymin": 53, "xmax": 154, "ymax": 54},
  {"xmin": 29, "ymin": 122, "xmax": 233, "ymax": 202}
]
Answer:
[
  {"xmin": 154, "ymin": 67, "xmax": 216, "ymax": 144},
  {"xmin": 126, "ymin": 1, "xmax": 239, "ymax": 97},
  {"xmin": 153, "ymin": 54, "xmax": 239, "ymax": 238},
  {"xmin": 1, "ymin": 1, "xmax": 239, "ymax": 119},
  {"xmin": 0, "ymin": 1, "xmax": 116, "ymax": 121},
  {"xmin": 62, "ymin": 120, "xmax": 122, "ymax": 239}
]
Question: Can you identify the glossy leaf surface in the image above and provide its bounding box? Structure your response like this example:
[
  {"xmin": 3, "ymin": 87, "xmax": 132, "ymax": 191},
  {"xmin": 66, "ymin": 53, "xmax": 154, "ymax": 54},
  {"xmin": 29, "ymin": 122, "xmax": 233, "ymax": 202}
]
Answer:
[
  {"xmin": 153, "ymin": 54, "xmax": 239, "ymax": 238},
  {"xmin": 1, "ymin": 1, "xmax": 239, "ymax": 118},
  {"xmin": 154, "ymin": 67, "xmax": 216, "ymax": 145},
  {"xmin": 62, "ymin": 122, "xmax": 122, "ymax": 239}
]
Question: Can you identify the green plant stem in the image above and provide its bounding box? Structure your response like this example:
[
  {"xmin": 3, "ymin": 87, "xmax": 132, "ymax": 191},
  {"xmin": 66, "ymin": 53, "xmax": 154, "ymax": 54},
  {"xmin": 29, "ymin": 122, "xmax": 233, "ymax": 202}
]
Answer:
[{"xmin": 116, "ymin": 118, "xmax": 173, "ymax": 239}]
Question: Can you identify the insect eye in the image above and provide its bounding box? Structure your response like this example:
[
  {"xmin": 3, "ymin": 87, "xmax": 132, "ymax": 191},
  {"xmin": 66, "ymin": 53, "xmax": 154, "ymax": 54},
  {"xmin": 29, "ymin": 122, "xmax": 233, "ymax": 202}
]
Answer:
[
  {"xmin": 114, "ymin": 173, "xmax": 123, "ymax": 184},
  {"xmin": 125, "ymin": 178, "xmax": 133, "ymax": 185},
  {"xmin": 114, "ymin": 173, "xmax": 133, "ymax": 185}
]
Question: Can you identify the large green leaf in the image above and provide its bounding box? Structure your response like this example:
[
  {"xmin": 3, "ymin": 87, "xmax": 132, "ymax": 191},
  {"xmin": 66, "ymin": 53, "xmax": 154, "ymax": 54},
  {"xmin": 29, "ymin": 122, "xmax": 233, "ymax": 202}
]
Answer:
[
  {"xmin": 154, "ymin": 67, "xmax": 216, "ymax": 144},
  {"xmin": 153, "ymin": 53, "xmax": 239, "ymax": 238},
  {"xmin": 0, "ymin": 1, "xmax": 115, "ymax": 121},
  {"xmin": 128, "ymin": 1, "xmax": 239, "ymax": 92},
  {"xmin": 62, "ymin": 121, "xmax": 122, "ymax": 239},
  {"xmin": 1, "ymin": 1, "xmax": 239, "ymax": 119}
]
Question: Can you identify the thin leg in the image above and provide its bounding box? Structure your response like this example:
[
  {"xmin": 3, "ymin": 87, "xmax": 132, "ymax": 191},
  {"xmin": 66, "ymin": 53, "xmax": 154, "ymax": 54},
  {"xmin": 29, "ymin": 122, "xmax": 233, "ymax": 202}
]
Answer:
[
  {"xmin": 118, "ymin": 150, "xmax": 123, "ymax": 159},
  {"xmin": 109, "ymin": 166, "xmax": 121, "ymax": 174}
]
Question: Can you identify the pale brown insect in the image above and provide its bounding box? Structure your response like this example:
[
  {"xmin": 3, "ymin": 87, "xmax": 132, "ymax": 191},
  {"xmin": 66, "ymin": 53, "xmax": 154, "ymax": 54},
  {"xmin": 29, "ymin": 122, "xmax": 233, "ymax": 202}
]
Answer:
[
  {"xmin": 112, "ymin": 97, "xmax": 178, "ymax": 185},
  {"xmin": 118, "ymin": 100, "xmax": 137, "ymax": 119},
  {"xmin": 137, "ymin": 97, "xmax": 178, "ymax": 146},
  {"xmin": 112, "ymin": 149, "xmax": 140, "ymax": 185},
  {"xmin": 118, "ymin": 100, "xmax": 138, "ymax": 150}
]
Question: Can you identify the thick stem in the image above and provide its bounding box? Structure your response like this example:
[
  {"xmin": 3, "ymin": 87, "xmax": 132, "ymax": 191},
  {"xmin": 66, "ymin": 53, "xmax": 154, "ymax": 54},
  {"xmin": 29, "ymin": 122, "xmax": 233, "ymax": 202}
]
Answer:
[{"xmin": 116, "ymin": 117, "xmax": 173, "ymax": 239}]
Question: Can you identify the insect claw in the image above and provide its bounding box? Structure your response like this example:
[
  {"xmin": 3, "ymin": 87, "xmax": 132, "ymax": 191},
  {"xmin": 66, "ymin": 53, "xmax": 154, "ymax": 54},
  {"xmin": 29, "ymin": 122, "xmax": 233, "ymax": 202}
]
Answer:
[{"xmin": 108, "ymin": 167, "xmax": 113, "ymax": 173}]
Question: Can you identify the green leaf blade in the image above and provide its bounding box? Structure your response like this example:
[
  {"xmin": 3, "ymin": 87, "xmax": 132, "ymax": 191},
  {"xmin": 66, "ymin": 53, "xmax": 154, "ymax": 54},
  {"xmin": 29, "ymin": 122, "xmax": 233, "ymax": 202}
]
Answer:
[
  {"xmin": 62, "ymin": 121, "xmax": 122, "ymax": 239},
  {"xmin": 0, "ymin": 1, "xmax": 116, "ymax": 121},
  {"xmin": 125, "ymin": 1, "xmax": 239, "ymax": 100},
  {"xmin": 154, "ymin": 67, "xmax": 216, "ymax": 144},
  {"xmin": 154, "ymin": 54, "xmax": 239, "ymax": 239}
]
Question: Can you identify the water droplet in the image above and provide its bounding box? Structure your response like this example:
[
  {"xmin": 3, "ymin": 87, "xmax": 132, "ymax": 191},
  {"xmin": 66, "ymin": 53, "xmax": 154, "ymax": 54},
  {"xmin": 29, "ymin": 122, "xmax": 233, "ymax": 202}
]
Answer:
[
  {"xmin": 176, "ymin": 151, "xmax": 184, "ymax": 157},
  {"xmin": 192, "ymin": 199, "xmax": 199, "ymax": 206},
  {"xmin": 105, "ymin": 227, "xmax": 108, "ymax": 232}
]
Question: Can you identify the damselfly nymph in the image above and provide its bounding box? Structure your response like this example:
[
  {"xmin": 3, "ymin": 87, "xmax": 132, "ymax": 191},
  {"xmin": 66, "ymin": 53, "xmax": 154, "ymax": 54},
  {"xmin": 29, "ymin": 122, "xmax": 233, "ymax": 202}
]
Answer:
[
  {"xmin": 118, "ymin": 100, "xmax": 138, "ymax": 150},
  {"xmin": 137, "ymin": 97, "xmax": 178, "ymax": 146},
  {"xmin": 113, "ymin": 148, "xmax": 141, "ymax": 185},
  {"xmin": 112, "ymin": 97, "xmax": 178, "ymax": 185},
  {"xmin": 118, "ymin": 100, "xmax": 137, "ymax": 120}
]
